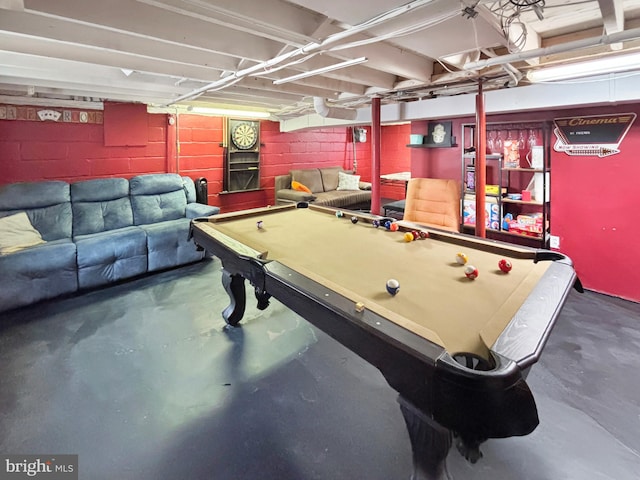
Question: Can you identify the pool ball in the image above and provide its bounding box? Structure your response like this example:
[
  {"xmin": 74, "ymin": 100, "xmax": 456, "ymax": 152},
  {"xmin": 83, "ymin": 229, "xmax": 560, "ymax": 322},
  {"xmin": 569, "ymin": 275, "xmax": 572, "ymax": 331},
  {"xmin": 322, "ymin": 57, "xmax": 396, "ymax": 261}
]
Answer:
[
  {"xmin": 389, "ymin": 222, "xmax": 399, "ymax": 232},
  {"xmin": 256, "ymin": 220, "xmax": 263, "ymax": 229},
  {"xmin": 351, "ymin": 216, "xmax": 358, "ymax": 224},
  {"xmin": 465, "ymin": 265, "xmax": 479, "ymax": 279},
  {"xmin": 335, "ymin": 211, "xmax": 344, "ymax": 218},
  {"xmin": 418, "ymin": 231, "xmax": 429, "ymax": 239},
  {"xmin": 386, "ymin": 279, "xmax": 400, "ymax": 295},
  {"xmin": 499, "ymin": 259, "xmax": 512, "ymax": 273},
  {"xmin": 403, "ymin": 232, "xmax": 414, "ymax": 242},
  {"xmin": 372, "ymin": 219, "xmax": 380, "ymax": 228},
  {"xmin": 384, "ymin": 220, "xmax": 392, "ymax": 229},
  {"xmin": 411, "ymin": 230, "xmax": 420, "ymax": 240},
  {"xmin": 456, "ymin": 252, "xmax": 468, "ymax": 265}
]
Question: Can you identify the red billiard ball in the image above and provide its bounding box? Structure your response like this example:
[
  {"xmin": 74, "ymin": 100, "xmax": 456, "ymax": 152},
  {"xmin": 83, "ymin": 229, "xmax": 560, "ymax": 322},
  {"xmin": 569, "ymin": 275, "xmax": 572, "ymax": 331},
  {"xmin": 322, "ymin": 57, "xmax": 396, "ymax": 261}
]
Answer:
[
  {"xmin": 465, "ymin": 265, "xmax": 479, "ymax": 279},
  {"xmin": 498, "ymin": 259, "xmax": 512, "ymax": 273},
  {"xmin": 418, "ymin": 231, "xmax": 429, "ymax": 239},
  {"xmin": 389, "ymin": 222, "xmax": 399, "ymax": 232}
]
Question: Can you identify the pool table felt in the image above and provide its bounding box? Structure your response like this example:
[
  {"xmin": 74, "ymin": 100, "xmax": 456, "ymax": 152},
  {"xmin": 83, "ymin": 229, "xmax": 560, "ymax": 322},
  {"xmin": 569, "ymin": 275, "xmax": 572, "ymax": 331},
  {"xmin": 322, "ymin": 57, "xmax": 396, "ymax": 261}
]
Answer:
[{"xmin": 202, "ymin": 207, "xmax": 550, "ymax": 357}]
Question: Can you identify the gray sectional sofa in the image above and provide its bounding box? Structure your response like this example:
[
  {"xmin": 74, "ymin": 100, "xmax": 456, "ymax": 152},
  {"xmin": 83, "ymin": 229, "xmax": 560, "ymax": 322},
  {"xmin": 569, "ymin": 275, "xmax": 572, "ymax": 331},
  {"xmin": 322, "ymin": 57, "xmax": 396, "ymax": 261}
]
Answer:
[
  {"xmin": 275, "ymin": 167, "xmax": 372, "ymax": 210},
  {"xmin": 0, "ymin": 174, "xmax": 219, "ymax": 313}
]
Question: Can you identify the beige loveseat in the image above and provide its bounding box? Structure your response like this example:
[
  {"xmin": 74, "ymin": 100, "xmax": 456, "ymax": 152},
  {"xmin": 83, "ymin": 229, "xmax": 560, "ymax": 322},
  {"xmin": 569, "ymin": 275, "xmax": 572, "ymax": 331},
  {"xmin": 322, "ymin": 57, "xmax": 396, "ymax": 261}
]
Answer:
[{"xmin": 275, "ymin": 166, "xmax": 372, "ymax": 210}]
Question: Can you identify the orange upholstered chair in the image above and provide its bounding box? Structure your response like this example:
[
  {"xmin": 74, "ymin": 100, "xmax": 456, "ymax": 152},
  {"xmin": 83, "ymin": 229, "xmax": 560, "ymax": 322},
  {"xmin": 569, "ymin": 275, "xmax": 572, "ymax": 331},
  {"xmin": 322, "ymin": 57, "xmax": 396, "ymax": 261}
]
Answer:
[{"xmin": 403, "ymin": 178, "xmax": 461, "ymax": 232}]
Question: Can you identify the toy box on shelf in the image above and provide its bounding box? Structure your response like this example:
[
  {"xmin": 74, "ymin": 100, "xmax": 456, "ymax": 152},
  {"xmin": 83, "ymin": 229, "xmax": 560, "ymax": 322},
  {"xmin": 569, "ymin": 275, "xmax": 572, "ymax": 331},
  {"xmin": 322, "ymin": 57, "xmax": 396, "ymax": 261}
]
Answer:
[
  {"xmin": 503, "ymin": 213, "xmax": 544, "ymax": 237},
  {"xmin": 463, "ymin": 194, "xmax": 500, "ymax": 230}
]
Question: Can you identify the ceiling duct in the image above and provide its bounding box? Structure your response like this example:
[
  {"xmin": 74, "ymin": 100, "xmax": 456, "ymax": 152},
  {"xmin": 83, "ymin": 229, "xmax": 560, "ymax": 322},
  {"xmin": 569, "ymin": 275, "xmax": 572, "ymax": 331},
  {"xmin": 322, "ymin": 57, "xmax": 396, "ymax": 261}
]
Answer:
[{"xmin": 313, "ymin": 97, "xmax": 357, "ymax": 120}]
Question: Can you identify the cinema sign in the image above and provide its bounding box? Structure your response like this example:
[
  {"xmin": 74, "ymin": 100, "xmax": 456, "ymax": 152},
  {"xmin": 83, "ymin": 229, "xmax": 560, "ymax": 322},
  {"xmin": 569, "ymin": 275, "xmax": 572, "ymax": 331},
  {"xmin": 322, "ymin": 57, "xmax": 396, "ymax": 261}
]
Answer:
[{"xmin": 553, "ymin": 113, "xmax": 636, "ymax": 157}]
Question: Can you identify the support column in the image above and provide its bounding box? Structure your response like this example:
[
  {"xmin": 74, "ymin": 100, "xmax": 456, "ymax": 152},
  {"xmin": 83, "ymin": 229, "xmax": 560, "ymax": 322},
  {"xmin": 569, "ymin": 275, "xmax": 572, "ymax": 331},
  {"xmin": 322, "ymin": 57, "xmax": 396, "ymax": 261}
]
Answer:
[
  {"xmin": 475, "ymin": 82, "xmax": 486, "ymax": 238},
  {"xmin": 371, "ymin": 96, "xmax": 382, "ymax": 215}
]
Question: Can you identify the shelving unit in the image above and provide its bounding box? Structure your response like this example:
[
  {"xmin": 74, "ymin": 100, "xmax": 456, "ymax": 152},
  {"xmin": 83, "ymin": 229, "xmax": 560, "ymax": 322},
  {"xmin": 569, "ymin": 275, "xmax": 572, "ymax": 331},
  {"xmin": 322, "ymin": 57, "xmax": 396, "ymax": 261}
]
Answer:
[
  {"xmin": 224, "ymin": 118, "xmax": 261, "ymax": 192},
  {"xmin": 460, "ymin": 122, "xmax": 551, "ymax": 248}
]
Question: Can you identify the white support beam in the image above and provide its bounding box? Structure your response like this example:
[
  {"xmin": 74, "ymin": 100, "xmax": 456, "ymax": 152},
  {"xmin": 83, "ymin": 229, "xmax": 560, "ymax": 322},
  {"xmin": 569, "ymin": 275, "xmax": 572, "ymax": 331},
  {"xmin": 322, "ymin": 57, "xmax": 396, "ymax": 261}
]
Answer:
[{"xmin": 597, "ymin": 0, "xmax": 625, "ymax": 50}]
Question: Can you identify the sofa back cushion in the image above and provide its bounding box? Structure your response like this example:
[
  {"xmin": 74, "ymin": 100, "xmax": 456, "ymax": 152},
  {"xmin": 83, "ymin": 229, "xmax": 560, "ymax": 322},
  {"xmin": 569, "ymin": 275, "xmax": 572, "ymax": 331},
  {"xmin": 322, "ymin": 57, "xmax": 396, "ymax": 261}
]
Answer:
[
  {"xmin": 290, "ymin": 169, "xmax": 324, "ymax": 193},
  {"xmin": 319, "ymin": 167, "xmax": 346, "ymax": 192},
  {"xmin": 0, "ymin": 181, "xmax": 72, "ymax": 241},
  {"xmin": 71, "ymin": 178, "xmax": 134, "ymax": 236},
  {"xmin": 130, "ymin": 174, "xmax": 187, "ymax": 225}
]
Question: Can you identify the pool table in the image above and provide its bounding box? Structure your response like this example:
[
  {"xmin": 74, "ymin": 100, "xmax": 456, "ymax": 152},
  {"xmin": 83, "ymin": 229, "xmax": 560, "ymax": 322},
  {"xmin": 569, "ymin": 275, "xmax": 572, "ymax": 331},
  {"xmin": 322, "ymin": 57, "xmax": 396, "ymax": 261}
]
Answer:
[{"xmin": 190, "ymin": 203, "xmax": 580, "ymax": 475}]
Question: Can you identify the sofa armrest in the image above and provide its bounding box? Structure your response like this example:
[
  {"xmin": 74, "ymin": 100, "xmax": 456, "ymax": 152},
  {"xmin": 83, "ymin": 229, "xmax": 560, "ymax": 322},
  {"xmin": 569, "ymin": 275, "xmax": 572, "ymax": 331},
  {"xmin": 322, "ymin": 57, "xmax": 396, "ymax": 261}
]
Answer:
[
  {"xmin": 276, "ymin": 189, "xmax": 316, "ymax": 203},
  {"xmin": 186, "ymin": 203, "xmax": 220, "ymax": 219},
  {"xmin": 359, "ymin": 181, "xmax": 372, "ymax": 191}
]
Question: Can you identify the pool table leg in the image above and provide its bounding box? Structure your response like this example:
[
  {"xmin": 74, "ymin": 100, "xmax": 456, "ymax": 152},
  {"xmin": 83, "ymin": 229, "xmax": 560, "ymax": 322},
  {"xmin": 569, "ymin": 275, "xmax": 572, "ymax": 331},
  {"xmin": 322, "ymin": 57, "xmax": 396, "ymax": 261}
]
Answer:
[
  {"xmin": 398, "ymin": 396, "xmax": 452, "ymax": 480},
  {"xmin": 221, "ymin": 270, "xmax": 246, "ymax": 326}
]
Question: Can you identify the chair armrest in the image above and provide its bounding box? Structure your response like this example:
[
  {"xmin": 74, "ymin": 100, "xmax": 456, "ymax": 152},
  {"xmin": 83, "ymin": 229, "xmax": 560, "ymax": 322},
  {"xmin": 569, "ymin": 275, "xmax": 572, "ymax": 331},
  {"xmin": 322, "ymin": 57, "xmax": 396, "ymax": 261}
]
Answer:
[
  {"xmin": 276, "ymin": 189, "xmax": 316, "ymax": 202},
  {"xmin": 186, "ymin": 203, "xmax": 220, "ymax": 219}
]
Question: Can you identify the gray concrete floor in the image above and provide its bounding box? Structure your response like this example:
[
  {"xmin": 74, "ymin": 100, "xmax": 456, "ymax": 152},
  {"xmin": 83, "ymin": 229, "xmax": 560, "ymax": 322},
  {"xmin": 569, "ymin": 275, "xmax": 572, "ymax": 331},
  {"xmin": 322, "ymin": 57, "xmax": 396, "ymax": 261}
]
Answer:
[{"xmin": 1, "ymin": 258, "xmax": 639, "ymax": 480}]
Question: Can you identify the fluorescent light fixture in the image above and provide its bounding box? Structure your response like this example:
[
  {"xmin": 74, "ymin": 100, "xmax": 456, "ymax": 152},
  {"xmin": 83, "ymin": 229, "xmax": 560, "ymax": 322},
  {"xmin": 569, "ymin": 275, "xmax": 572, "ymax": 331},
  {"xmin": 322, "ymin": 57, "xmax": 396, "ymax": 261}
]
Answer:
[
  {"xmin": 527, "ymin": 52, "xmax": 640, "ymax": 82},
  {"xmin": 188, "ymin": 107, "xmax": 271, "ymax": 118},
  {"xmin": 273, "ymin": 57, "xmax": 368, "ymax": 85}
]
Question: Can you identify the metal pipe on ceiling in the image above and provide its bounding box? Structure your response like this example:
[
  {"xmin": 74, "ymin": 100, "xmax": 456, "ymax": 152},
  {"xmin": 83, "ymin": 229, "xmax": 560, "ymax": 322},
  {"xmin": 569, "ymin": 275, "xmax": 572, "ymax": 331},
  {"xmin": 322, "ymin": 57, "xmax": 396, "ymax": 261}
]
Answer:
[
  {"xmin": 464, "ymin": 26, "xmax": 640, "ymax": 70},
  {"xmin": 164, "ymin": 0, "xmax": 440, "ymax": 106}
]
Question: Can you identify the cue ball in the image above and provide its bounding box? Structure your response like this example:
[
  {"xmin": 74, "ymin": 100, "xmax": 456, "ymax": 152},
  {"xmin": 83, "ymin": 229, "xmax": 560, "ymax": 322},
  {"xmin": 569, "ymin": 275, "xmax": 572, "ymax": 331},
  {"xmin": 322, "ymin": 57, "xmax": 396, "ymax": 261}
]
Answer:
[
  {"xmin": 499, "ymin": 259, "xmax": 513, "ymax": 273},
  {"xmin": 386, "ymin": 279, "xmax": 400, "ymax": 295},
  {"xmin": 351, "ymin": 216, "xmax": 358, "ymax": 224},
  {"xmin": 465, "ymin": 265, "xmax": 479, "ymax": 279},
  {"xmin": 456, "ymin": 252, "xmax": 468, "ymax": 265},
  {"xmin": 256, "ymin": 220, "xmax": 264, "ymax": 229}
]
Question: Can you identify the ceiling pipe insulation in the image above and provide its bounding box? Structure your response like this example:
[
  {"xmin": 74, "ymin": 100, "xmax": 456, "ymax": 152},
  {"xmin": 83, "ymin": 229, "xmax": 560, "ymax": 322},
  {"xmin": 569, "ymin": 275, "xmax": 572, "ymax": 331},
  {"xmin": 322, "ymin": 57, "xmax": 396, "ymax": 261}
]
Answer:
[{"xmin": 313, "ymin": 97, "xmax": 357, "ymax": 120}]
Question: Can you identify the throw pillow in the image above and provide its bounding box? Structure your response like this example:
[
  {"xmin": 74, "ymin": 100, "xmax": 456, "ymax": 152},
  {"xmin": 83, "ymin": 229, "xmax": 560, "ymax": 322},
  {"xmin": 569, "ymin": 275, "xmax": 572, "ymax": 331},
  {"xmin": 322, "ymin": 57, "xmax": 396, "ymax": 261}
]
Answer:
[
  {"xmin": 291, "ymin": 180, "xmax": 312, "ymax": 194},
  {"xmin": 0, "ymin": 212, "xmax": 46, "ymax": 255},
  {"xmin": 336, "ymin": 171, "xmax": 361, "ymax": 191}
]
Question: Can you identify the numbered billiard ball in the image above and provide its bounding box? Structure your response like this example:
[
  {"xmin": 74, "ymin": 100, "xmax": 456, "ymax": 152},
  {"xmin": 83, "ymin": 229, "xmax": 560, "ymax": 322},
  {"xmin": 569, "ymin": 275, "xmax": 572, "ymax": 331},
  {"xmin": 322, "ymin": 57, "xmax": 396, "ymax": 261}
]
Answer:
[
  {"xmin": 465, "ymin": 265, "xmax": 479, "ymax": 279},
  {"xmin": 351, "ymin": 216, "xmax": 358, "ymax": 224},
  {"xmin": 372, "ymin": 219, "xmax": 380, "ymax": 228},
  {"xmin": 418, "ymin": 231, "xmax": 429, "ymax": 239},
  {"xmin": 499, "ymin": 259, "xmax": 513, "ymax": 273},
  {"xmin": 335, "ymin": 211, "xmax": 344, "ymax": 218},
  {"xmin": 404, "ymin": 232, "xmax": 414, "ymax": 242},
  {"xmin": 456, "ymin": 252, "xmax": 468, "ymax": 265},
  {"xmin": 256, "ymin": 220, "xmax": 263, "ymax": 229},
  {"xmin": 389, "ymin": 222, "xmax": 399, "ymax": 232},
  {"xmin": 386, "ymin": 279, "xmax": 400, "ymax": 295}
]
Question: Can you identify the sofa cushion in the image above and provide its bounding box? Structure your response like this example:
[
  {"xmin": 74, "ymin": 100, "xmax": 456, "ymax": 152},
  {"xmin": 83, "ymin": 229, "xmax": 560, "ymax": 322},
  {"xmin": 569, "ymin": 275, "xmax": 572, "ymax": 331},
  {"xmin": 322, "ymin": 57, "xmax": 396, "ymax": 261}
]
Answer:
[
  {"xmin": 0, "ymin": 181, "xmax": 72, "ymax": 241},
  {"xmin": 130, "ymin": 174, "xmax": 187, "ymax": 225},
  {"xmin": 0, "ymin": 212, "xmax": 46, "ymax": 255},
  {"xmin": 75, "ymin": 226, "xmax": 148, "ymax": 289},
  {"xmin": 71, "ymin": 178, "xmax": 134, "ymax": 236},
  {"xmin": 140, "ymin": 219, "xmax": 203, "ymax": 272},
  {"xmin": 312, "ymin": 190, "xmax": 372, "ymax": 209},
  {"xmin": 0, "ymin": 240, "xmax": 77, "ymax": 312},
  {"xmin": 336, "ymin": 171, "xmax": 361, "ymax": 191},
  {"xmin": 291, "ymin": 169, "xmax": 324, "ymax": 193},
  {"xmin": 319, "ymin": 167, "xmax": 344, "ymax": 192}
]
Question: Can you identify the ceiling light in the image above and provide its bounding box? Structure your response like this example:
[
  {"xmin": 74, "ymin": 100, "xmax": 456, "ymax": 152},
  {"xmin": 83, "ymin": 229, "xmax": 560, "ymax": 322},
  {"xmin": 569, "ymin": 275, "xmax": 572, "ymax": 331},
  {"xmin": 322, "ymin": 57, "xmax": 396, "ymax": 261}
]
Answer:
[
  {"xmin": 188, "ymin": 107, "xmax": 271, "ymax": 118},
  {"xmin": 273, "ymin": 57, "xmax": 368, "ymax": 85},
  {"xmin": 527, "ymin": 52, "xmax": 640, "ymax": 82}
]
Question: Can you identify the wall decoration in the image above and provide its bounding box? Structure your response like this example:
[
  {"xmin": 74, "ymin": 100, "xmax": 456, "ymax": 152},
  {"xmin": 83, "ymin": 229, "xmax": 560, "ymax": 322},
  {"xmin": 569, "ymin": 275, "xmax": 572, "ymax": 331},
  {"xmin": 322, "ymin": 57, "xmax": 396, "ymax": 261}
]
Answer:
[
  {"xmin": 424, "ymin": 121, "xmax": 454, "ymax": 147},
  {"xmin": 0, "ymin": 104, "xmax": 103, "ymax": 124},
  {"xmin": 553, "ymin": 113, "xmax": 636, "ymax": 157}
]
